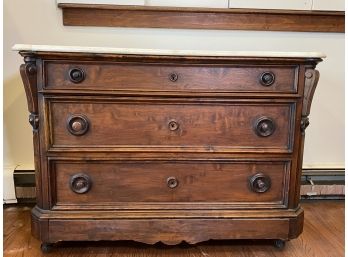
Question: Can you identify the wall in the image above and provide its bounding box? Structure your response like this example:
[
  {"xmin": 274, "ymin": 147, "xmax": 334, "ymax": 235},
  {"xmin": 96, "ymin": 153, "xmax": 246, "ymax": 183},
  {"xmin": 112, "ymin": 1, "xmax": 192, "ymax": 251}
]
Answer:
[
  {"xmin": 57, "ymin": 0, "xmax": 345, "ymax": 10},
  {"xmin": 4, "ymin": 0, "xmax": 344, "ymax": 171}
]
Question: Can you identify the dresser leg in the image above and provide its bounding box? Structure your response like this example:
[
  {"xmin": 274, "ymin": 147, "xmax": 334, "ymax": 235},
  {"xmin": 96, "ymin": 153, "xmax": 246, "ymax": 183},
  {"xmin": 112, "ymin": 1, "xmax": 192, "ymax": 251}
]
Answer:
[
  {"xmin": 40, "ymin": 243, "xmax": 54, "ymax": 253},
  {"xmin": 274, "ymin": 239, "xmax": 286, "ymax": 249}
]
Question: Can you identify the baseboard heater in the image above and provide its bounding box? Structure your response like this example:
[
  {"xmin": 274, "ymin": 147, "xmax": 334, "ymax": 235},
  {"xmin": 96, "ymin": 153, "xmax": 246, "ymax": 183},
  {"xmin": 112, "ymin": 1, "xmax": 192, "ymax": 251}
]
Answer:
[
  {"xmin": 13, "ymin": 170, "xmax": 36, "ymax": 203},
  {"xmin": 11, "ymin": 168, "xmax": 345, "ymax": 203},
  {"xmin": 301, "ymin": 168, "xmax": 345, "ymax": 200}
]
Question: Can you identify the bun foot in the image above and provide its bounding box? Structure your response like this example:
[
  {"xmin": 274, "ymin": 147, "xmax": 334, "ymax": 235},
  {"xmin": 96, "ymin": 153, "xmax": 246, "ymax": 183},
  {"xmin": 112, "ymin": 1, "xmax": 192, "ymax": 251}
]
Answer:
[
  {"xmin": 41, "ymin": 243, "xmax": 54, "ymax": 253},
  {"xmin": 274, "ymin": 239, "xmax": 286, "ymax": 249}
]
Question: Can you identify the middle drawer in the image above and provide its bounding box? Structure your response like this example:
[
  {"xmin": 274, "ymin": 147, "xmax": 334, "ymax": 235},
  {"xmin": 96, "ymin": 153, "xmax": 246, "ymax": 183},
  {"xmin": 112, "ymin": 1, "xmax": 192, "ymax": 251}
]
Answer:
[{"xmin": 48, "ymin": 100, "xmax": 295, "ymax": 152}]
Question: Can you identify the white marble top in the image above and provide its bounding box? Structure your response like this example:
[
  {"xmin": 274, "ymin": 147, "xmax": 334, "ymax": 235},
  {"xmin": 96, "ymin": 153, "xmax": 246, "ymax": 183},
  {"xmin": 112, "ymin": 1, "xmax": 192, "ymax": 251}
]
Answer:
[{"xmin": 12, "ymin": 44, "xmax": 326, "ymax": 58}]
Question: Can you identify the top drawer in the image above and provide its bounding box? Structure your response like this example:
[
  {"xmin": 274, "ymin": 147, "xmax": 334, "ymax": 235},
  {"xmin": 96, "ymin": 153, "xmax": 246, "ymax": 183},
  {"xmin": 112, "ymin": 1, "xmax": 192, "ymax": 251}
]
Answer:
[{"xmin": 44, "ymin": 61, "xmax": 298, "ymax": 93}]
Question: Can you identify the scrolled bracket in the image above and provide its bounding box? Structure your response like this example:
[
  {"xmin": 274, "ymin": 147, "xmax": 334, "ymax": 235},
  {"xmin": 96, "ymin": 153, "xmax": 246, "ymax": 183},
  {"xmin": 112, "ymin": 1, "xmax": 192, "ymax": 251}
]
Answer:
[
  {"xmin": 303, "ymin": 69, "xmax": 319, "ymax": 117},
  {"xmin": 20, "ymin": 56, "xmax": 39, "ymax": 131},
  {"xmin": 301, "ymin": 68, "xmax": 319, "ymax": 132},
  {"xmin": 20, "ymin": 56, "xmax": 38, "ymax": 114}
]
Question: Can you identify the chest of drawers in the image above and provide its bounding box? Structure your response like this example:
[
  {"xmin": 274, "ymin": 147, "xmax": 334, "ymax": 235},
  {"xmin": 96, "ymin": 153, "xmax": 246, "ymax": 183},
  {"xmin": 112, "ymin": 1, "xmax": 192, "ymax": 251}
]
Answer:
[{"xmin": 14, "ymin": 45, "xmax": 323, "ymax": 251}]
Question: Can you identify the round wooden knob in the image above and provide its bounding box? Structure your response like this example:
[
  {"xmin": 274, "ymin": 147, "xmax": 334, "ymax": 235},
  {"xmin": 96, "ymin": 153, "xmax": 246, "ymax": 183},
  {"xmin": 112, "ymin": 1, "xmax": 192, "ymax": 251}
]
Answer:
[
  {"xmin": 69, "ymin": 68, "xmax": 85, "ymax": 83},
  {"xmin": 169, "ymin": 73, "xmax": 179, "ymax": 82},
  {"xmin": 70, "ymin": 173, "xmax": 92, "ymax": 194},
  {"xmin": 168, "ymin": 120, "xmax": 179, "ymax": 131},
  {"xmin": 167, "ymin": 177, "xmax": 179, "ymax": 189},
  {"xmin": 254, "ymin": 116, "xmax": 276, "ymax": 137},
  {"xmin": 259, "ymin": 72, "xmax": 275, "ymax": 86},
  {"xmin": 67, "ymin": 115, "xmax": 89, "ymax": 136},
  {"xmin": 249, "ymin": 173, "xmax": 271, "ymax": 193},
  {"xmin": 71, "ymin": 120, "xmax": 83, "ymax": 131}
]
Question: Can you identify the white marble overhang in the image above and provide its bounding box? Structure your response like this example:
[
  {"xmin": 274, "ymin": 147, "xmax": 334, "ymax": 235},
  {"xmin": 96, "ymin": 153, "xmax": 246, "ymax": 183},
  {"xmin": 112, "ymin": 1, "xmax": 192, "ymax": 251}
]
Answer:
[{"xmin": 12, "ymin": 44, "xmax": 326, "ymax": 59}]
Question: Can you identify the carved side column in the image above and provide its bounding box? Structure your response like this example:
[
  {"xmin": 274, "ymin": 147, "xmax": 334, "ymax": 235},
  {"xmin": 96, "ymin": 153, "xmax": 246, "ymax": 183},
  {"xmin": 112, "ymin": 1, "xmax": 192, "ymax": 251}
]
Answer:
[
  {"xmin": 19, "ymin": 55, "xmax": 42, "ymax": 208},
  {"xmin": 295, "ymin": 68, "xmax": 320, "ymax": 205}
]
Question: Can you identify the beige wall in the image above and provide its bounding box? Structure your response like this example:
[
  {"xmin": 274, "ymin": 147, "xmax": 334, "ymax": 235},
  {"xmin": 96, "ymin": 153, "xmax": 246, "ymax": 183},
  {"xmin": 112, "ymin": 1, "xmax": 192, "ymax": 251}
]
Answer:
[
  {"xmin": 58, "ymin": 0, "xmax": 345, "ymax": 10},
  {"xmin": 4, "ymin": 0, "xmax": 344, "ymax": 170}
]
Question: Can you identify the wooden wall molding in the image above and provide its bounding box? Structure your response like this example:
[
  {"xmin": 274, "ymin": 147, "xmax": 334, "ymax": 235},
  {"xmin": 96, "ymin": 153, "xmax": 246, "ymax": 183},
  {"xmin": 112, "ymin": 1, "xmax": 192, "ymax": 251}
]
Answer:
[{"xmin": 58, "ymin": 4, "xmax": 344, "ymax": 33}]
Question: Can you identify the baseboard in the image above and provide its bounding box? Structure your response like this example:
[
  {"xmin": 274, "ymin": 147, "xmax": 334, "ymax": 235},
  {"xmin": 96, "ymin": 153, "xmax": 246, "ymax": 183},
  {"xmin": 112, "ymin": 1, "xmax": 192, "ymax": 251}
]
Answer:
[
  {"xmin": 301, "ymin": 168, "xmax": 345, "ymax": 199},
  {"xmin": 3, "ymin": 166, "xmax": 17, "ymax": 204},
  {"xmin": 13, "ymin": 170, "xmax": 36, "ymax": 203}
]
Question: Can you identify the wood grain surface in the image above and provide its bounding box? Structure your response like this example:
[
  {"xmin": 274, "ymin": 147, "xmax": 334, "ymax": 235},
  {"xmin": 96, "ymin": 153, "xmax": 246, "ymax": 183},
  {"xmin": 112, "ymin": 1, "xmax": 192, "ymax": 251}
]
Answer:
[
  {"xmin": 49, "ymin": 100, "xmax": 294, "ymax": 152},
  {"xmin": 3, "ymin": 200, "xmax": 344, "ymax": 257},
  {"xmin": 45, "ymin": 61, "xmax": 297, "ymax": 93},
  {"xmin": 58, "ymin": 4, "xmax": 345, "ymax": 33},
  {"xmin": 53, "ymin": 161, "xmax": 288, "ymax": 206},
  {"xmin": 17, "ymin": 51, "xmax": 321, "ymax": 247}
]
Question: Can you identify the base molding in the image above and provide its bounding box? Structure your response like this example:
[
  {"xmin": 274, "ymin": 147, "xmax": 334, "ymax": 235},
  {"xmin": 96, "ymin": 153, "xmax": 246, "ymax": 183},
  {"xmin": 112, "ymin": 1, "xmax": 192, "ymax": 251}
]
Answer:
[{"xmin": 31, "ymin": 206, "xmax": 304, "ymax": 245}]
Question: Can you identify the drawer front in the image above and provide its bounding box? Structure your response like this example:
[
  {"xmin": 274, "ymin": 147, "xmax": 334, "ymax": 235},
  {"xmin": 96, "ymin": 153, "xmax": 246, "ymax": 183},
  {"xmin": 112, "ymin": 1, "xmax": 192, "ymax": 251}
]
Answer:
[
  {"xmin": 52, "ymin": 161, "xmax": 289, "ymax": 208},
  {"xmin": 45, "ymin": 62, "xmax": 298, "ymax": 93},
  {"xmin": 48, "ymin": 100, "xmax": 295, "ymax": 152}
]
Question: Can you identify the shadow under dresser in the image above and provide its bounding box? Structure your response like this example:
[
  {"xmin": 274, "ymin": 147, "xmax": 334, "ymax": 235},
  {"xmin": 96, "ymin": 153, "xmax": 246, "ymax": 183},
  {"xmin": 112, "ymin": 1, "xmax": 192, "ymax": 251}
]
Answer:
[{"xmin": 13, "ymin": 44, "xmax": 324, "ymax": 252}]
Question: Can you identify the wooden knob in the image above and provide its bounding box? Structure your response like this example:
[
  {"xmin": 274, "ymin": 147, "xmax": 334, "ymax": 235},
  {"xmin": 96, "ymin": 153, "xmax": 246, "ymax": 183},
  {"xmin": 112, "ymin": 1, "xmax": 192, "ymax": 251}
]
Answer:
[
  {"xmin": 168, "ymin": 120, "xmax": 179, "ymax": 131},
  {"xmin": 69, "ymin": 68, "xmax": 85, "ymax": 83},
  {"xmin": 259, "ymin": 72, "xmax": 275, "ymax": 86},
  {"xmin": 71, "ymin": 120, "xmax": 83, "ymax": 132},
  {"xmin": 167, "ymin": 177, "xmax": 179, "ymax": 189},
  {"xmin": 254, "ymin": 116, "xmax": 276, "ymax": 137},
  {"xmin": 67, "ymin": 115, "xmax": 89, "ymax": 136},
  {"xmin": 70, "ymin": 173, "xmax": 92, "ymax": 194},
  {"xmin": 249, "ymin": 173, "xmax": 271, "ymax": 193},
  {"xmin": 169, "ymin": 73, "xmax": 179, "ymax": 82}
]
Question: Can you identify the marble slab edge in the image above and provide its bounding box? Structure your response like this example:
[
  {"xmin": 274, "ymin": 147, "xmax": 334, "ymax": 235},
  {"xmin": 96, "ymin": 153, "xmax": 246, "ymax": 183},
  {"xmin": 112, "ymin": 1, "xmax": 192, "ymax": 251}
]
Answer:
[{"xmin": 12, "ymin": 44, "xmax": 326, "ymax": 59}]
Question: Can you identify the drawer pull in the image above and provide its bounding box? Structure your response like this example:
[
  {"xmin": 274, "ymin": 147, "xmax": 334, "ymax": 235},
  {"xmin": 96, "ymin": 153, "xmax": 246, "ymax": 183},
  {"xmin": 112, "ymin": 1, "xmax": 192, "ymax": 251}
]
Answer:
[
  {"xmin": 69, "ymin": 68, "xmax": 85, "ymax": 83},
  {"xmin": 168, "ymin": 120, "xmax": 179, "ymax": 131},
  {"xmin": 67, "ymin": 115, "xmax": 89, "ymax": 136},
  {"xmin": 70, "ymin": 173, "xmax": 92, "ymax": 194},
  {"xmin": 259, "ymin": 72, "xmax": 275, "ymax": 86},
  {"xmin": 249, "ymin": 173, "xmax": 271, "ymax": 193},
  {"xmin": 254, "ymin": 116, "xmax": 276, "ymax": 137},
  {"xmin": 169, "ymin": 72, "xmax": 179, "ymax": 82},
  {"xmin": 167, "ymin": 177, "xmax": 179, "ymax": 189}
]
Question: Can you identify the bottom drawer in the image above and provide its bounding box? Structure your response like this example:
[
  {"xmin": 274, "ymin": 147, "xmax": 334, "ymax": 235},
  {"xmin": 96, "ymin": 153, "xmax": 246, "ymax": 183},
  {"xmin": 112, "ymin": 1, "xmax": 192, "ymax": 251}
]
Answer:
[{"xmin": 51, "ymin": 160, "xmax": 290, "ymax": 209}]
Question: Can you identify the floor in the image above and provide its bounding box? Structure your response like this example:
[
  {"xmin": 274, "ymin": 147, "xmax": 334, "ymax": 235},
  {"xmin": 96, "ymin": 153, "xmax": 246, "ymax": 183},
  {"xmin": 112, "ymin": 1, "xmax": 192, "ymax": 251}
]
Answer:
[{"xmin": 3, "ymin": 200, "xmax": 344, "ymax": 257}]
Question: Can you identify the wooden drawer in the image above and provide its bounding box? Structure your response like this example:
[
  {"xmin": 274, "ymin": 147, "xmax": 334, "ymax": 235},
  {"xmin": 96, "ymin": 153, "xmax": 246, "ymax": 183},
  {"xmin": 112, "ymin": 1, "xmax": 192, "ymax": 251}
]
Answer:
[
  {"xmin": 51, "ymin": 160, "xmax": 290, "ymax": 209},
  {"xmin": 44, "ymin": 61, "xmax": 298, "ymax": 93},
  {"xmin": 48, "ymin": 100, "xmax": 295, "ymax": 153}
]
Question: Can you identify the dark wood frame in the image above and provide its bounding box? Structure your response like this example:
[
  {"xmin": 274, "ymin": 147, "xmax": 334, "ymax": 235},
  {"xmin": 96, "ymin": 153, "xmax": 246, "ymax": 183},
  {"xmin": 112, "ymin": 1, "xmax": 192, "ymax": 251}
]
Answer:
[{"xmin": 58, "ymin": 4, "xmax": 344, "ymax": 33}]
